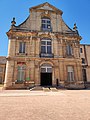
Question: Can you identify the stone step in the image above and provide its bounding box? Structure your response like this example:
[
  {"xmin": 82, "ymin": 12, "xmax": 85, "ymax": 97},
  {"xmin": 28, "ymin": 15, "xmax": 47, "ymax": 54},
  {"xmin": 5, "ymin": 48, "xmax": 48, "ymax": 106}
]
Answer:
[
  {"xmin": 43, "ymin": 87, "xmax": 50, "ymax": 92},
  {"xmin": 50, "ymin": 87, "xmax": 58, "ymax": 92},
  {"xmin": 30, "ymin": 86, "xmax": 43, "ymax": 91}
]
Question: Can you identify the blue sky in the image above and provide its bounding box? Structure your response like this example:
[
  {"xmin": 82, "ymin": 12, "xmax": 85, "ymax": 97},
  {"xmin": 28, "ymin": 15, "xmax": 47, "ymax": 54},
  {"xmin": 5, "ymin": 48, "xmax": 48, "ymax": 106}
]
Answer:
[{"xmin": 0, "ymin": 0, "xmax": 90, "ymax": 56}]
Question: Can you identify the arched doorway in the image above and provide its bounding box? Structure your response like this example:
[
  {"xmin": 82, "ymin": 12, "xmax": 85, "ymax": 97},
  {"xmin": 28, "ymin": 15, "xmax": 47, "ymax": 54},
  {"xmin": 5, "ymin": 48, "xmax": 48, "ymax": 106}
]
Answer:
[{"xmin": 40, "ymin": 63, "xmax": 52, "ymax": 86}]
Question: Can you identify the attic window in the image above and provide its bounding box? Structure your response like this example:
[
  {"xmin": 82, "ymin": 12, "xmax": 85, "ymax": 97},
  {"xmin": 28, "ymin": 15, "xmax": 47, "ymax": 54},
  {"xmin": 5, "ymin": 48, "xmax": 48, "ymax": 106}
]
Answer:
[{"xmin": 41, "ymin": 17, "xmax": 52, "ymax": 31}]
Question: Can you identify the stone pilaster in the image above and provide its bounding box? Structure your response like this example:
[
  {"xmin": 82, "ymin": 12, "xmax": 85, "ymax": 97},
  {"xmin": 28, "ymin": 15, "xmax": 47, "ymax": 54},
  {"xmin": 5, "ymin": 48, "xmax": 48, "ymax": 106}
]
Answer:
[
  {"xmin": 4, "ymin": 60, "xmax": 14, "ymax": 88},
  {"xmin": 35, "ymin": 67, "xmax": 40, "ymax": 86},
  {"xmin": 8, "ymin": 39, "xmax": 16, "ymax": 57}
]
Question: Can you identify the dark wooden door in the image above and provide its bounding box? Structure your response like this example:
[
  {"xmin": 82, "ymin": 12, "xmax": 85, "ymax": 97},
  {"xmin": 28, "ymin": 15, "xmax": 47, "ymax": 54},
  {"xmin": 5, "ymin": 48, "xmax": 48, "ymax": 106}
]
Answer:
[{"xmin": 41, "ymin": 73, "xmax": 52, "ymax": 86}]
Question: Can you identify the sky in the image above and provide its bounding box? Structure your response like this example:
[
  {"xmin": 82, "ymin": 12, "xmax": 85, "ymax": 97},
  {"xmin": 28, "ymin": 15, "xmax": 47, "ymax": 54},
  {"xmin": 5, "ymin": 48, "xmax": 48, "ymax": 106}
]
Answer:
[{"xmin": 0, "ymin": 0, "xmax": 90, "ymax": 56}]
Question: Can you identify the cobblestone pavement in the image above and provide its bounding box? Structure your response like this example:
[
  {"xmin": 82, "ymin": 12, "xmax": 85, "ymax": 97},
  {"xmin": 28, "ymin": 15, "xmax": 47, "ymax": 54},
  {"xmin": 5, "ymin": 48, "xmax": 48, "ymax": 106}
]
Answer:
[{"xmin": 0, "ymin": 90, "xmax": 90, "ymax": 120}]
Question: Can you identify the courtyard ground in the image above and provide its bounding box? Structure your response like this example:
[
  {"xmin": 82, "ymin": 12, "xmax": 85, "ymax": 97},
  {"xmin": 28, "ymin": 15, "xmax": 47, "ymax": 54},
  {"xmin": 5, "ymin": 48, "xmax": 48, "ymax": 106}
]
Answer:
[{"xmin": 0, "ymin": 89, "xmax": 90, "ymax": 120}]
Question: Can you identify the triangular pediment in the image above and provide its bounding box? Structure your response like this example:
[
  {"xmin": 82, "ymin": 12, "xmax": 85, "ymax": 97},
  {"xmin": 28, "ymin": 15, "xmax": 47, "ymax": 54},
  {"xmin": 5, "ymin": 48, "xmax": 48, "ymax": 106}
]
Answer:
[
  {"xmin": 37, "ymin": 5, "xmax": 53, "ymax": 11},
  {"xmin": 30, "ymin": 2, "xmax": 63, "ymax": 15}
]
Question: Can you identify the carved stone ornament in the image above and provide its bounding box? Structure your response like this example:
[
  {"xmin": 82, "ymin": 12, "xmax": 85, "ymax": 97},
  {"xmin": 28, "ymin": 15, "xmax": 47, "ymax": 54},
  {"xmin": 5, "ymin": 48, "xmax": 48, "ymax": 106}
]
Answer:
[{"xmin": 45, "ymin": 11, "xmax": 48, "ymax": 14}]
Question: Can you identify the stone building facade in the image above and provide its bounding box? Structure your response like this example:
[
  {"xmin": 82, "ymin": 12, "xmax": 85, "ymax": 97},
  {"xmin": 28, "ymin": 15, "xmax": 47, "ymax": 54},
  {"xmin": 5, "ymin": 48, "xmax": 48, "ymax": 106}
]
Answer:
[{"xmin": 4, "ymin": 2, "xmax": 84, "ymax": 89}]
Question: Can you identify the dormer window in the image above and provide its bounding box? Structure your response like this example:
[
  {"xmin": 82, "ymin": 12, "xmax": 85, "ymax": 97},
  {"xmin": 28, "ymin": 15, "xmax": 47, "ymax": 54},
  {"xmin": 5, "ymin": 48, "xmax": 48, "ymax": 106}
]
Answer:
[{"xmin": 41, "ymin": 17, "xmax": 52, "ymax": 31}]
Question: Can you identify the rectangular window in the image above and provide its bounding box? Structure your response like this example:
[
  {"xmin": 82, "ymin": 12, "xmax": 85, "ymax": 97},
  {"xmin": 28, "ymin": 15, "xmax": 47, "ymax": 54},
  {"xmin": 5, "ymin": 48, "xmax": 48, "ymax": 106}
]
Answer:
[
  {"xmin": 67, "ymin": 66, "xmax": 74, "ymax": 81},
  {"xmin": 82, "ymin": 58, "xmax": 85, "ymax": 64},
  {"xmin": 41, "ymin": 18, "xmax": 51, "ymax": 31},
  {"xmin": 80, "ymin": 48, "xmax": 83, "ymax": 53},
  {"xmin": 41, "ymin": 40, "xmax": 52, "ymax": 54},
  {"xmin": 19, "ymin": 42, "xmax": 25, "ymax": 53},
  {"xmin": 17, "ymin": 66, "xmax": 25, "ymax": 82},
  {"xmin": 66, "ymin": 45, "xmax": 73, "ymax": 56}
]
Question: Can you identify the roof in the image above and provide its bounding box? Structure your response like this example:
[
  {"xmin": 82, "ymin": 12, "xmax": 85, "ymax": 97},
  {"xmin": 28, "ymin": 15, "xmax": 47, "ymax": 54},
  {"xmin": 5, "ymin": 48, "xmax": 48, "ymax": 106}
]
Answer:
[{"xmin": 80, "ymin": 44, "xmax": 90, "ymax": 46}]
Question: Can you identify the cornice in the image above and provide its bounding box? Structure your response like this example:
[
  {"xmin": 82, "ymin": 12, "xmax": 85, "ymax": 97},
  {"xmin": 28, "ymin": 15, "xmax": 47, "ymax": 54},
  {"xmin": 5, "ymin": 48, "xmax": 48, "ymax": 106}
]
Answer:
[{"xmin": 6, "ymin": 29, "xmax": 81, "ymax": 40}]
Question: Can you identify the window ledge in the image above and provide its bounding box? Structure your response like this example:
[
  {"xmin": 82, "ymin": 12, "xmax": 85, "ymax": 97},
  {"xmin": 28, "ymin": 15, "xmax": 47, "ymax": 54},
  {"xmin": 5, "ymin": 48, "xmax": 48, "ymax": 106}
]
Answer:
[
  {"xmin": 65, "ymin": 80, "xmax": 75, "ymax": 84},
  {"xmin": 40, "ymin": 53, "xmax": 54, "ymax": 58},
  {"xmin": 65, "ymin": 55, "xmax": 74, "ymax": 58},
  {"xmin": 16, "ymin": 53, "xmax": 28, "ymax": 56},
  {"xmin": 15, "ymin": 80, "xmax": 24, "ymax": 84}
]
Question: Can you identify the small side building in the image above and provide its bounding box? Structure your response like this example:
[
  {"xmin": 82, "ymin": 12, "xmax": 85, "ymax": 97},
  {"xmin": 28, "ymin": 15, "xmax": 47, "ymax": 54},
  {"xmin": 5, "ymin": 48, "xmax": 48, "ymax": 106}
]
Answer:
[
  {"xmin": 0, "ymin": 57, "xmax": 6, "ymax": 84},
  {"xmin": 80, "ymin": 44, "xmax": 90, "ymax": 83}
]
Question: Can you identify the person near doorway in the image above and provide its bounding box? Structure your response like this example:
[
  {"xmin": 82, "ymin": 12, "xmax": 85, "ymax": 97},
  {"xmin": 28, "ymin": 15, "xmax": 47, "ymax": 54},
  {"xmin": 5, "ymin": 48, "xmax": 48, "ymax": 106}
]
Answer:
[{"xmin": 56, "ymin": 78, "xmax": 59, "ymax": 86}]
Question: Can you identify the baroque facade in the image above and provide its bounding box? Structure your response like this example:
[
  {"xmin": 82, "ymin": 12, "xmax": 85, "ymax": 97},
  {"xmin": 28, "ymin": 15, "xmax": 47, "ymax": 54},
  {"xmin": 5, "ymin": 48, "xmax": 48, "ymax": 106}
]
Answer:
[{"xmin": 4, "ymin": 2, "xmax": 85, "ymax": 89}]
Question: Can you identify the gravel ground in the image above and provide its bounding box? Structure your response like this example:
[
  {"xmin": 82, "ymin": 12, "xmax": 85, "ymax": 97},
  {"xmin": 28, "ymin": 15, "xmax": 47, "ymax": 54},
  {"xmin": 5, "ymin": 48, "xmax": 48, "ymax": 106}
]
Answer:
[{"xmin": 0, "ymin": 90, "xmax": 90, "ymax": 120}]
